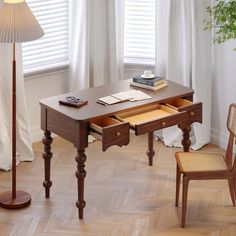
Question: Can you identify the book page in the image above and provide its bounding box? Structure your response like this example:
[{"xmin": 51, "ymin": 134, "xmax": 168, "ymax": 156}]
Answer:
[
  {"xmin": 112, "ymin": 91, "xmax": 134, "ymax": 101},
  {"xmin": 99, "ymin": 89, "xmax": 152, "ymax": 105},
  {"xmin": 126, "ymin": 90, "xmax": 151, "ymax": 101},
  {"xmin": 99, "ymin": 96, "xmax": 121, "ymax": 105}
]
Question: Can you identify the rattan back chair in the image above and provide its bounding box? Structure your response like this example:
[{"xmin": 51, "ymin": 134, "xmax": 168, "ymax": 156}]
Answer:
[{"xmin": 175, "ymin": 103, "xmax": 236, "ymax": 228}]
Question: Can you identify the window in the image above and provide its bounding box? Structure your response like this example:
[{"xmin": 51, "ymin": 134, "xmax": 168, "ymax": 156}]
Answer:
[
  {"xmin": 22, "ymin": 0, "xmax": 69, "ymax": 75},
  {"xmin": 124, "ymin": 0, "xmax": 156, "ymax": 66}
]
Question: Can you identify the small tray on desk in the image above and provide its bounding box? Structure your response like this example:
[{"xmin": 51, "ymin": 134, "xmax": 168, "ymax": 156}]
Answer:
[{"xmin": 59, "ymin": 97, "xmax": 88, "ymax": 108}]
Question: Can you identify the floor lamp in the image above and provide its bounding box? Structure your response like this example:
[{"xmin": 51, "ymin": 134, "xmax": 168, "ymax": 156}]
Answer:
[{"xmin": 0, "ymin": 0, "xmax": 44, "ymax": 209}]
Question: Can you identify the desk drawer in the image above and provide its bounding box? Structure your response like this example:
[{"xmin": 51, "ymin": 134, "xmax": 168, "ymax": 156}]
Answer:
[
  {"xmin": 115, "ymin": 104, "xmax": 186, "ymax": 135},
  {"xmin": 90, "ymin": 117, "xmax": 130, "ymax": 151},
  {"xmin": 164, "ymin": 98, "xmax": 202, "ymax": 124}
]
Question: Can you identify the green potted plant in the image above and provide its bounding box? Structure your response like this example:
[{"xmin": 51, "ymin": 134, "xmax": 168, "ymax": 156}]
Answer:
[{"xmin": 204, "ymin": 0, "xmax": 236, "ymax": 49}]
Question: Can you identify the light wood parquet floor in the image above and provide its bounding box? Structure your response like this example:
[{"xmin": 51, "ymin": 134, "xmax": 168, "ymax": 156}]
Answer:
[{"xmin": 0, "ymin": 133, "xmax": 235, "ymax": 236}]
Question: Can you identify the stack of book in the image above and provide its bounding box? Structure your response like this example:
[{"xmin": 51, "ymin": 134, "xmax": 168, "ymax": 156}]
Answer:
[{"xmin": 130, "ymin": 75, "xmax": 168, "ymax": 91}]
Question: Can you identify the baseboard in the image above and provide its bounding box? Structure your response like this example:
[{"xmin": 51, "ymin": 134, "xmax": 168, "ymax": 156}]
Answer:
[
  {"xmin": 32, "ymin": 125, "xmax": 228, "ymax": 150},
  {"xmin": 31, "ymin": 126, "xmax": 43, "ymax": 143},
  {"xmin": 31, "ymin": 126, "xmax": 96, "ymax": 144},
  {"xmin": 210, "ymin": 128, "xmax": 228, "ymax": 149}
]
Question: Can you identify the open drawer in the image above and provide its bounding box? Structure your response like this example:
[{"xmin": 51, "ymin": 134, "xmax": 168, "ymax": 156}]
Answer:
[
  {"xmin": 89, "ymin": 117, "xmax": 130, "ymax": 151},
  {"xmin": 164, "ymin": 98, "xmax": 202, "ymax": 124},
  {"xmin": 115, "ymin": 104, "xmax": 186, "ymax": 135}
]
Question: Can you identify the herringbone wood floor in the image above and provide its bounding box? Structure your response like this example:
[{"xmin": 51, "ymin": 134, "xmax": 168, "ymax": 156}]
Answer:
[{"xmin": 0, "ymin": 134, "xmax": 235, "ymax": 236}]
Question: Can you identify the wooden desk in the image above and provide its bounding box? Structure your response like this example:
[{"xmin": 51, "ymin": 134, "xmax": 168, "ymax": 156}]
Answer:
[{"xmin": 40, "ymin": 79, "xmax": 202, "ymax": 219}]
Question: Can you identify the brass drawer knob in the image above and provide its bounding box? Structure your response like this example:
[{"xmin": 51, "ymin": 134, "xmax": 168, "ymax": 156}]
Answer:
[
  {"xmin": 116, "ymin": 132, "xmax": 121, "ymax": 136},
  {"xmin": 190, "ymin": 112, "xmax": 195, "ymax": 116},
  {"xmin": 162, "ymin": 122, "xmax": 166, "ymax": 127}
]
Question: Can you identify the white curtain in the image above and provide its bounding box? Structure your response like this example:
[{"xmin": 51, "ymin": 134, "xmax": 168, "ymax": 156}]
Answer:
[
  {"xmin": 156, "ymin": 0, "xmax": 212, "ymax": 150},
  {"xmin": 69, "ymin": 0, "xmax": 124, "ymax": 91},
  {"xmin": 0, "ymin": 43, "xmax": 34, "ymax": 171}
]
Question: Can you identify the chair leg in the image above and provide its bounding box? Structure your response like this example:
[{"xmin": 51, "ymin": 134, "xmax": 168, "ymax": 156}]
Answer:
[
  {"xmin": 234, "ymin": 177, "xmax": 236, "ymax": 200},
  {"xmin": 182, "ymin": 174, "xmax": 189, "ymax": 228},
  {"xmin": 175, "ymin": 164, "xmax": 181, "ymax": 207},
  {"xmin": 228, "ymin": 178, "xmax": 235, "ymax": 206}
]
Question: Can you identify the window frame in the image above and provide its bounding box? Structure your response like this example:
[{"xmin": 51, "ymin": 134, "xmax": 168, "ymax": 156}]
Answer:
[
  {"xmin": 22, "ymin": 0, "xmax": 69, "ymax": 78},
  {"xmin": 123, "ymin": 0, "xmax": 156, "ymax": 68}
]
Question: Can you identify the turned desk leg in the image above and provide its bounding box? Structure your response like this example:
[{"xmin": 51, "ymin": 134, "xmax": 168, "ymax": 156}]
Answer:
[
  {"xmin": 146, "ymin": 131, "xmax": 155, "ymax": 166},
  {"xmin": 179, "ymin": 124, "xmax": 191, "ymax": 152},
  {"xmin": 42, "ymin": 130, "xmax": 53, "ymax": 198},
  {"xmin": 75, "ymin": 149, "xmax": 87, "ymax": 219}
]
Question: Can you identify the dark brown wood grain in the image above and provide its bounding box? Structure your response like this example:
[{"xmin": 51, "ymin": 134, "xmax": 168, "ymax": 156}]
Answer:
[
  {"xmin": 42, "ymin": 130, "xmax": 53, "ymax": 198},
  {"xmin": 40, "ymin": 78, "xmax": 202, "ymax": 219},
  {"xmin": 40, "ymin": 79, "xmax": 194, "ymax": 122},
  {"xmin": 147, "ymin": 132, "xmax": 155, "ymax": 166},
  {"xmin": 75, "ymin": 148, "xmax": 87, "ymax": 219},
  {"xmin": 101, "ymin": 122, "xmax": 130, "ymax": 151},
  {"xmin": 133, "ymin": 111, "xmax": 187, "ymax": 135}
]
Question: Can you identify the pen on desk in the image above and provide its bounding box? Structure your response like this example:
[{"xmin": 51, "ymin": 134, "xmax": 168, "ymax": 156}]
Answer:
[{"xmin": 96, "ymin": 101, "xmax": 106, "ymax": 106}]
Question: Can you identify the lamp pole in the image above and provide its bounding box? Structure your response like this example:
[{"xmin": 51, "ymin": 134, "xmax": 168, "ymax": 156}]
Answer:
[
  {"xmin": 0, "ymin": 0, "xmax": 44, "ymax": 209},
  {"xmin": 12, "ymin": 43, "xmax": 16, "ymax": 199}
]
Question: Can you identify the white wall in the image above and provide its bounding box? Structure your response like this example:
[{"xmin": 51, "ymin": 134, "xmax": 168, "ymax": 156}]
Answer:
[
  {"xmin": 24, "ymin": 70, "xmax": 68, "ymax": 142},
  {"xmin": 211, "ymin": 40, "xmax": 236, "ymax": 149}
]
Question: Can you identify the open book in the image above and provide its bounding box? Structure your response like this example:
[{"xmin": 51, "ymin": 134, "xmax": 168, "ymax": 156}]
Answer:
[{"xmin": 98, "ymin": 89, "xmax": 152, "ymax": 105}]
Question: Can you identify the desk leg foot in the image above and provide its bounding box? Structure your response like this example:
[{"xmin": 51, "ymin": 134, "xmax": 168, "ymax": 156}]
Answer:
[
  {"xmin": 75, "ymin": 149, "xmax": 87, "ymax": 219},
  {"xmin": 146, "ymin": 132, "xmax": 155, "ymax": 166},
  {"xmin": 179, "ymin": 124, "xmax": 191, "ymax": 152},
  {"xmin": 42, "ymin": 131, "xmax": 53, "ymax": 198}
]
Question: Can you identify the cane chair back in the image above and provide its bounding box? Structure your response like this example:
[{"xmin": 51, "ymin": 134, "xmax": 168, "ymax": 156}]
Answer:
[
  {"xmin": 226, "ymin": 103, "xmax": 236, "ymax": 171},
  {"xmin": 175, "ymin": 103, "xmax": 236, "ymax": 228}
]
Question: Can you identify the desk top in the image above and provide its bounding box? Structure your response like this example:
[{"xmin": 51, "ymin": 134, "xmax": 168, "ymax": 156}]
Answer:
[{"xmin": 40, "ymin": 79, "xmax": 194, "ymax": 121}]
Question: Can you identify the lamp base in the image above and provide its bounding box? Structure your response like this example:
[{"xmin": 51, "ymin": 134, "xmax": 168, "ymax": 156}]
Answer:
[{"xmin": 0, "ymin": 190, "xmax": 31, "ymax": 209}]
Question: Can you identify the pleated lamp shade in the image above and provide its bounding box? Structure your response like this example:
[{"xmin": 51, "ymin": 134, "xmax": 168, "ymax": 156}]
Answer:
[{"xmin": 0, "ymin": 0, "xmax": 44, "ymax": 43}]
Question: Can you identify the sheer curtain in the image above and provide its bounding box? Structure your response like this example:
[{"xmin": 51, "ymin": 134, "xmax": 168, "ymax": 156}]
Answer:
[
  {"xmin": 0, "ymin": 43, "xmax": 34, "ymax": 171},
  {"xmin": 69, "ymin": 0, "xmax": 124, "ymax": 91},
  {"xmin": 156, "ymin": 0, "xmax": 212, "ymax": 150}
]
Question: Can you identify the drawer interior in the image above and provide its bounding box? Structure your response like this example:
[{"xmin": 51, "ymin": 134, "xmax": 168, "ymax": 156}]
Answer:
[
  {"xmin": 116, "ymin": 104, "xmax": 178, "ymax": 126},
  {"xmin": 90, "ymin": 117, "xmax": 121, "ymax": 133},
  {"xmin": 164, "ymin": 98, "xmax": 192, "ymax": 110}
]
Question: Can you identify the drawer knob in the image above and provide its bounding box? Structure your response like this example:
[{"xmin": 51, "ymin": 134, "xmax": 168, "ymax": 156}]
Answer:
[
  {"xmin": 116, "ymin": 132, "xmax": 121, "ymax": 136},
  {"xmin": 190, "ymin": 112, "xmax": 195, "ymax": 116},
  {"xmin": 162, "ymin": 122, "xmax": 166, "ymax": 127}
]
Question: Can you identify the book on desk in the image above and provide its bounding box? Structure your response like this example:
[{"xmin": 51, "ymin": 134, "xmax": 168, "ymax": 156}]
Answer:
[
  {"xmin": 131, "ymin": 74, "xmax": 168, "ymax": 91},
  {"xmin": 133, "ymin": 75, "xmax": 165, "ymax": 86},
  {"xmin": 130, "ymin": 80, "xmax": 168, "ymax": 91}
]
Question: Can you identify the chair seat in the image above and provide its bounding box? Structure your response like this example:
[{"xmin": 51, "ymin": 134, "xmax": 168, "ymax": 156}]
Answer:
[
  {"xmin": 176, "ymin": 152, "xmax": 228, "ymax": 173},
  {"xmin": 175, "ymin": 104, "xmax": 236, "ymax": 227}
]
